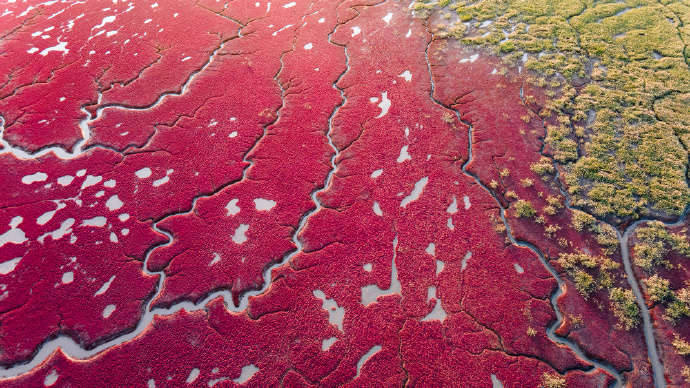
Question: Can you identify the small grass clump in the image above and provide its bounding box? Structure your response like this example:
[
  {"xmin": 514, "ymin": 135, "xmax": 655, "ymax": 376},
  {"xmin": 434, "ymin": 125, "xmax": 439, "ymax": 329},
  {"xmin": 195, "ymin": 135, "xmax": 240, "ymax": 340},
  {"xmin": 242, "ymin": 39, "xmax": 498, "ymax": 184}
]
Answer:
[
  {"xmin": 571, "ymin": 210, "xmax": 595, "ymax": 232},
  {"xmin": 558, "ymin": 252, "xmax": 619, "ymax": 298},
  {"xmin": 610, "ymin": 287, "xmax": 640, "ymax": 330},
  {"xmin": 672, "ymin": 335, "xmax": 690, "ymax": 356},
  {"xmin": 514, "ymin": 199, "xmax": 537, "ymax": 218},
  {"xmin": 530, "ymin": 157, "xmax": 555, "ymax": 177},
  {"xmin": 643, "ymin": 275, "xmax": 672, "ymax": 303},
  {"xmin": 520, "ymin": 177, "xmax": 534, "ymax": 187},
  {"xmin": 634, "ymin": 221, "xmax": 690, "ymax": 271},
  {"xmin": 541, "ymin": 372, "xmax": 566, "ymax": 388},
  {"xmin": 665, "ymin": 285, "xmax": 690, "ymax": 324}
]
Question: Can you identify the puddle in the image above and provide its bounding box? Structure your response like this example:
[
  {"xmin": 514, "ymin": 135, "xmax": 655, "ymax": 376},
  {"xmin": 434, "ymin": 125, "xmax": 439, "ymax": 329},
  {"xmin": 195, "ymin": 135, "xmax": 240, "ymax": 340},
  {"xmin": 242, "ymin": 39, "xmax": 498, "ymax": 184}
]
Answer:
[
  {"xmin": 81, "ymin": 217, "xmax": 106, "ymax": 227},
  {"xmin": 459, "ymin": 54, "xmax": 479, "ymax": 63},
  {"xmin": 208, "ymin": 376, "xmax": 228, "ymax": 387},
  {"xmin": 356, "ymin": 346, "xmax": 382, "ymax": 377},
  {"xmin": 37, "ymin": 203, "xmax": 67, "ymax": 225},
  {"xmin": 39, "ymin": 39, "xmax": 68, "ymax": 57},
  {"xmin": 209, "ymin": 253, "xmax": 221, "ymax": 266},
  {"xmin": 461, "ymin": 251, "xmax": 472, "ymax": 271},
  {"xmin": 425, "ymin": 242, "xmax": 435, "ymax": 256},
  {"xmin": 61, "ymin": 272, "xmax": 74, "ymax": 284},
  {"xmin": 94, "ymin": 275, "xmax": 115, "ymax": 296},
  {"xmin": 21, "ymin": 172, "xmax": 48, "ymax": 184},
  {"xmin": 105, "ymin": 195, "xmax": 123, "ymax": 211},
  {"xmin": 397, "ymin": 145, "xmax": 411, "ymax": 162},
  {"xmin": 225, "ymin": 199, "xmax": 240, "ymax": 216},
  {"xmin": 186, "ymin": 368, "xmax": 200, "ymax": 383},
  {"xmin": 374, "ymin": 92, "xmax": 390, "ymax": 118},
  {"xmin": 361, "ymin": 237, "xmax": 401, "ymax": 305},
  {"xmin": 135, "ymin": 167, "xmax": 152, "ymax": 179},
  {"xmin": 0, "ymin": 257, "xmax": 22, "ymax": 275},
  {"xmin": 93, "ymin": 15, "xmax": 116, "ymax": 29},
  {"xmin": 81, "ymin": 175, "xmax": 102, "ymax": 189},
  {"xmin": 38, "ymin": 218, "xmax": 74, "ymax": 243},
  {"xmin": 373, "ymin": 202, "xmax": 383, "ymax": 216},
  {"xmin": 57, "ymin": 176, "xmax": 74, "ymax": 186},
  {"xmin": 43, "ymin": 370, "xmax": 58, "ymax": 386},
  {"xmin": 491, "ymin": 374, "xmax": 504, "ymax": 388},
  {"xmin": 322, "ymin": 337, "xmax": 337, "ymax": 351},
  {"xmin": 152, "ymin": 170, "xmax": 173, "ymax": 187},
  {"xmin": 233, "ymin": 364, "xmax": 259, "ymax": 384},
  {"xmin": 447, "ymin": 197, "xmax": 458, "ymax": 213},
  {"xmin": 9, "ymin": 217, "xmax": 22, "ymax": 229},
  {"xmin": 514, "ymin": 263, "xmax": 524, "ymax": 274},
  {"xmin": 102, "ymin": 304, "xmax": 116, "ymax": 318},
  {"xmin": 400, "ymin": 177, "xmax": 428, "ymax": 207},
  {"xmin": 436, "ymin": 260, "xmax": 444, "ymax": 275},
  {"xmin": 0, "ymin": 218, "xmax": 27, "ymax": 248},
  {"xmin": 421, "ymin": 287, "xmax": 447, "ymax": 322},
  {"xmin": 313, "ymin": 290, "xmax": 345, "ymax": 331},
  {"xmin": 254, "ymin": 198, "xmax": 277, "ymax": 211},
  {"xmin": 232, "ymin": 224, "xmax": 249, "ymax": 244}
]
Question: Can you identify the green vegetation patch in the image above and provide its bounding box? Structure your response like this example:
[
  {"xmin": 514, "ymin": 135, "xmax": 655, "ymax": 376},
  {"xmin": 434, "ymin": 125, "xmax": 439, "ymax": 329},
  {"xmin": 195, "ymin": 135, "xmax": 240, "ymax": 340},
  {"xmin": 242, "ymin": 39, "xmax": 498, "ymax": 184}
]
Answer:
[
  {"xmin": 633, "ymin": 221, "xmax": 690, "ymax": 270},
  {"xmin": 634, "ymin": 222, "xmax": 690, "ymax": 322},
  {"xmin": 673, "ymin": 334, "xmax": 690, "ymax": 355},
  {"xmin": 664, "ymin": 283, "xmax": 690, "ymax": 323},
  {"xmin": 514, "ymin": 199, "xmax": 537, "ymax": 217},
  {"xmin": 428, "ymin": 0, "xmax": 690, "ymax": 220},
  {"xmin": 558, "ymin": 251, "xmax": 620, "ymax": 297},
  {"xmin": 610, "ymin": 286, "xmax": 641, "ymax": 330}
]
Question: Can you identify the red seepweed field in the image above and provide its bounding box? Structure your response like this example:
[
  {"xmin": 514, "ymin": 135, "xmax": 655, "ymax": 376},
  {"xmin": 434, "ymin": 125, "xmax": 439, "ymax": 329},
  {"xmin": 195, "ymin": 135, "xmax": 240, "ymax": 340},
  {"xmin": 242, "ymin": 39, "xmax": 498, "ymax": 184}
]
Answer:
[{"xmin": 1, "ymin": 0, "xmax": 690, "ymax": 387}]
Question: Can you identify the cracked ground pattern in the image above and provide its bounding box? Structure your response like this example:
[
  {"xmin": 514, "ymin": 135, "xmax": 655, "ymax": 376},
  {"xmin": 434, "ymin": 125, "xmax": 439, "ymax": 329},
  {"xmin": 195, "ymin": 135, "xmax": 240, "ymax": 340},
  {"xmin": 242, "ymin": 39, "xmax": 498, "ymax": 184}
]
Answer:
[{"xmin": 0, "ymin": 0, "xmax": 688, "ymax": 387}]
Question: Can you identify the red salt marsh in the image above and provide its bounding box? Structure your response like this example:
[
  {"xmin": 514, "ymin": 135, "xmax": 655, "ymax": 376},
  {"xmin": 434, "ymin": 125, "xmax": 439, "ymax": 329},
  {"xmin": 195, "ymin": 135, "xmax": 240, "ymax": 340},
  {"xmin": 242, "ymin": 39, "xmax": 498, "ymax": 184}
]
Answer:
[{"xmin": 0, "ymin": 0, "xmax": 674, "ymax": 387}]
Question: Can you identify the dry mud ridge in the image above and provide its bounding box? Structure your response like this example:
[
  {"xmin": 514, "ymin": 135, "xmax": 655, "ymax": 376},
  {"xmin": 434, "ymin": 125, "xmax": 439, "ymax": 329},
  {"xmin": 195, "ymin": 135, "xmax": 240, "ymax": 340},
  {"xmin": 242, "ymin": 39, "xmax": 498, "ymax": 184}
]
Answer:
[{"xmin": 0, "ymin": 0, "xmax": 689, "ymax": 387}]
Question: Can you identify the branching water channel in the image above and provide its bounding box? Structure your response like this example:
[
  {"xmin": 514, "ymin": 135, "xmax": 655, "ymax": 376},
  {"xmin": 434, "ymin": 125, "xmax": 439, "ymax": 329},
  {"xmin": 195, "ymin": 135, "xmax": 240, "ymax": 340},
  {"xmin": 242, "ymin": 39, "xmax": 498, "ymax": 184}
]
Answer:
[
  {"xmin": 421, "ymin": 21, "xmax": 626, "ymax": 387},
  {"xmin": 0, "ymin": 8, "xmax": 357, "ymax": 380},
  {"xmin": 0, "ymin": 3, "xmax": 684, "ymax": 386}
]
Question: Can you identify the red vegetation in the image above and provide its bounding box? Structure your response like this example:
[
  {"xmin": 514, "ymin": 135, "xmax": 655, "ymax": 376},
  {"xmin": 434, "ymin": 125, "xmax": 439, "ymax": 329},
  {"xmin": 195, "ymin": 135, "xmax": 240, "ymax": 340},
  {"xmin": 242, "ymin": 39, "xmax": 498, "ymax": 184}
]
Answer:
[
  {"xmin": 427, "ymin": 25, "xmax": 651, "ymax": 386},
  {"xmin": 0, "ymin": 0, "xmax": 646, "ymax": 386}
]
